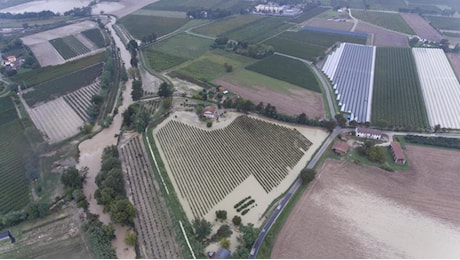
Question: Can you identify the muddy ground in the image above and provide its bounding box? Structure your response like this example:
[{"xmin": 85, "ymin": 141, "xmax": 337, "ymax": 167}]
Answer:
[{"xmin": 272, "ymin": 145, "xmax": 460, "ymax": 258}]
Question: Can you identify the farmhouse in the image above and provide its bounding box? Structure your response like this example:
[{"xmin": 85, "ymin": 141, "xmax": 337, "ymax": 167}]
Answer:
[
  {"xmin": 355, "ymin": 127, "xmax": 382, "ymax": 140},
  {"xmin": 390, "ymin": 141, "xmax": 406, "ymax": 164},
  {"xmin": 203, "ymin": 105, "xmax": 218, "ymax": 119},
  {"xmin": 332, "ymin": 140, "xmax": 349, "ymax": 155}
]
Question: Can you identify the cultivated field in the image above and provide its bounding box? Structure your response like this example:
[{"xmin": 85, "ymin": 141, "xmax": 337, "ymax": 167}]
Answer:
[
  {"xmin": 49, "ymin": 35, "xmax": 90, "ymax": 60},
  {"xmin": 305, "ymin": 18, "xmax": 354, "ymax": 31},
  {"xmin": 144, "ymin": 0, "xmax": 251, "ymax": 12},
  {"xmin": 120, "ymin": 135, "xmax": 183, "ymax": 258},
  {"xmin": 272, "ymin": 145, "xmax": 460, "ymax": 258},
  {"xmin": 0, "ymin": 97, "xmax": 30, "ymax": 215},
  {"xmin": 23, "ymin": 63, "xmax": 103, "ymax": 107},
  {"xmin": 424, "ymin": 15, "xmax": 460, "ymax": 32},
  {"xmin": 63, "ymin": 81, "xmax": 101, "ymax": 121},
  {"xmin": 289, "ymin": 6, "xmax": 329, "ymax": 24},
  {"xmin": 355, "ymin": 22, "xmax": 408, "ymax": 47},
  {"xmin": 223, "ymin": 16, "xmax": 292, "ymax": 43},
  {"xmin": 21, "ymin": 20, "xmax": 102, "ymax": 66},
  {"xmin": 118, "ymin": 15, "xmax": 188, "ymax": 39},
  {"xmin": 351, "ymin": 10, "xmax": 415, "ymax": 35},
  {"xmin": 264, "ymin": 36, "xmax": 327, "ymax": 61},
  {"xmin": 27, "ymin": 97, "xmax": 84, "ymax": 143},
  {"xmin": 372, "ymin": 47, "xmax": 429, "ymax": 128},
  {"xmin": 400, "ymin": 13, "xmax": 442, "ymax": 41},
  {"xmin": 215, "ymin": 69, "xmax": 325, "ymax": 119},
  {"xmin": 153, "ymin": 112, "xmax": 328, "ymax": 224},
  {"xmin": 246, "ymin": 54, "xmax": 321, "ymax": 92},
  {"xmin": 0, "ymin": 206, "xmax": 93, "ymax": 258},
  {"xmin": 412, "ymin": 48, "xmax": 460, "ymax": 129},
  {"xmin": 192, "ymin": 15, "xmax": 263, "ymax": 37}
]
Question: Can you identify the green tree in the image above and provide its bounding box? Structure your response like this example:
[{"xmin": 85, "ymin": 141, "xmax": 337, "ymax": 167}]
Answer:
[
  {"xmin": 162, "ymin": 97, "xmax": 172, "ymax": 110},
  {"xmin": 220, "ymin": 237, "xmax": 230, "ymax": 249},
  {"xmin": 216, "ymin": 210, "xmax": 227, "ymax": 220},
  {"xmin": 192, "ymin": 218, "xmax": 212, "ymax": 241},
  {"xmin": 110, "ymin": 198, "xmax": 136, "ymax": 226},
  {"xmin": 238, "ymin": 223, "xmax": 259, "ymax": 249},
  {"xmin": 158, "ymin": 82, "xmax": 172, "ymax": 97},
  {"xmin": 61, "ymin": 167, "xmax": 82, "ymax": 189},
  {"xmin": 365, "ymin": 146, "xmax": 386, "ymax": 163},
  {"xmin": 232, "ymin": 215, "xmax": 242, "ymax": 226},
  {"xmin": 300, "ymin": 168, "xmax": 316, "ymax": 184},
  {"xmin": 124, "ymin": 230, "xmax": 137, "ymax": 246},
  {"xmin": 335, "ymin": 113, "xmax": 347, "ymax": 127},
  {"xmin": 131, "ymin": 80, "xmax": 143, "ymax": 101}
]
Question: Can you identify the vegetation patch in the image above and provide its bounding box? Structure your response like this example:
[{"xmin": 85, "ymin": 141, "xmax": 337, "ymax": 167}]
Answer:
[
  {"xmin": 289, "ymin": 6, "xmax": 329, "ymax": 23},
  {"xmin": 351, "ymin": 10, "xmax": 415, "ymax": 34},
  {"xmin": 81, "ymin": 28, "xmax": 106, "ymax": 48},
  {"xmin": 118, "ymin": 15, "xmax": 188, "ymax": 38},
  {"xmin": 246, "ymin": 54, "xmax": 321, "ymax": 92},
  {"xmin": 23, "ymin": 63, "xmax": 103, "ymax": 106},
  {"xmin": 264, "ymin": 36, "xmax": 327, "ymax": 60},
  {"xmin": 424, "ymin": 15, "xmax": 460, "ymax": 31},
  {"xmin": 0, "ymin": 97, "xmax": 30, "ymax": 215},
  {"xmin": 144, "ymin": 49, "xmax": 187, "ymax": 72},
  {"xmin": 371, "ymin": 47, "xmax": 429, "ymax": 129},
  {"xmin": 279, "ymin": 29, "xmax": 366, "ymax": 49},
  {"xmin": 144, "ymin": 0, "xmax": 250, "ymax": 12},
  {"xmin": 146, "ymin": 33, "xmax": 213, "ymax": 60},
  {"xmin": 49, "ymin": 35, "xmax": 90, "ymax": 60},
  {"xmin": 192, "ymin": 15, "xmax": 263, "ymax": 37},
  {"xmin": 404, "ymin": 135, "xmax": 460, "ymax": 150},
  {"xmin": 223, "ymin": 16, "xmax": 292, "ymax": 43},
  {"xmin": 12, "ymin": 52, "xmax": 104, "ymax": 88}
]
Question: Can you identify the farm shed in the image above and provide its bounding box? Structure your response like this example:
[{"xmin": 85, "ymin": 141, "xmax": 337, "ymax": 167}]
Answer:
[
  {"xmin": 203, "ymin": 105, "xmax": 218, "ymax": 119},
  {"xmin": 332, "ymin": 140, "xmax": 349, "ymax": 155},
  {"xmin": 210, "ymin": 247, "xmax": 231, "ymax": 259},
  {"xmin": 0, "ymin": 231, "xmax": 15, "ymax": 243},
  {"xmin": 390, "ymin": 141, "xmax": 406, "ymax": 164},
  {"xmin": 355, "ymin": 127, "xmax": 382, "ymax": 140}
]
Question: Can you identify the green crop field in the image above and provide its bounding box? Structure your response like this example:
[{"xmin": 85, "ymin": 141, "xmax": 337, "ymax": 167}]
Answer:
[
  {"xmin": 144, "ymin": 0, "xmax": 250, "ymax": 12},
  {"xmin": 351, "ymin": 10, "xmax": 415, "ymax": 34},
  {"xmin": 223, "ymin": 16, "xmax": 293, "ymax": 43},
  {"xmin": 289, "ymin": 6, "xmax": 329, "ymax": 23},
  {"xmin": 132, "ymin": 9, "xmax": 187, "ymax": 18},
  {"xmin": 146, "ymin": 33, "xmax": 213, "ymax": 60},
  {"xmin": 118, "ymin": 15, "xmax": 189, "ymax": 38},
  {"xmin": 192, "ymin": 15, "xmax": 263, "ymax": 37},
  {"xmin": 424, "ymin": 16, "xmax": 460, "ymax": 31},
  {"xmin": 0, "ymin": 97, "xmax": 30, "ymax": 215},
  {"xmin": 246, "ymin": 54, "xmax": 321, "ymax": 92},
  {"xmin": 144, "ymin": 49, "xmax": 187, "ymax": 72},
  {"xmin": 264, "ymin": 36, "xmax": 327, "ymax": 60},
  {"xmin": 23, "ymin": 63, "xmax": 103, "ymax": 106},
  {"xmin": 371, "ymin": 47, "xmax": 429, "ymax": 128},
  {"xmin": 364, "ymin": 0, "xmax": 406, "ymax": 11},
  {"xmin": 272, "ymin": 30, "xmax": 366, "ymax": 49},
  {"xmin": 49, "ymin": 35, "xmax": 90, "ymax": 60},
  {"xmin": 81, "ymin": 28, "xmax": 106, "ymax": 48},
  {"xmin": 12, "ymin": 52, "xmax": 104, "ymax": 88},
  {"xmin": 177, "ymin": 51, "xmax": 255, "ymax": 81}
]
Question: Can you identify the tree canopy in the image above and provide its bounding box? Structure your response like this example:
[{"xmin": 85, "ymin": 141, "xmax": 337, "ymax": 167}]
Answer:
[{"xmin": 192, "ymin": 218, "xmax": 212, "ymax": 241}]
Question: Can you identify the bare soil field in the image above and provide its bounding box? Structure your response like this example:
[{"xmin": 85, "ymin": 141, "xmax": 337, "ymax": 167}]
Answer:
[
  {"xmin": 401, "ymin": 13, "xmax": 442, "ymax": 41},
  {"xmin": 447, "ymin": 53, "xmax": 460, "ymax": 79},
  {"xmin": 215, "ymin": 79, "xmax": 325, "ymax": 119},
  {"xmin": 305, "ymin": 18, "xmax": 354, "ymax": 31},
  {"xmin": 97, "ymin": 0, "xmax": 160, "ymax": 18},
  {"xmin": 355, "ymin": 22, "xmax": 408, "ymax": 47},
  {"xmin": 272, "ymin": 145, "xmax": 460, "ymax": 258}
]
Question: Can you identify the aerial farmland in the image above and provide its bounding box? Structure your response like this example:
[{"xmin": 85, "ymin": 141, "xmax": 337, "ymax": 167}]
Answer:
[{"xmin": 2, "ymin": 0, "xmax": 460, "ymax": 259}]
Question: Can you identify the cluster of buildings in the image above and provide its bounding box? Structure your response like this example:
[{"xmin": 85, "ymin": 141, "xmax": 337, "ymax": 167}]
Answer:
[
  {"xmin": 1, "ymin": 55, "xmax": 24, "ymax": 69},
  {"xmin": 253, "ymin": 3, "xmax": 302, "ymax": 16},
  {"xmin": 332, "ymin": 127, "xmax": 406, "ymax": 165}
]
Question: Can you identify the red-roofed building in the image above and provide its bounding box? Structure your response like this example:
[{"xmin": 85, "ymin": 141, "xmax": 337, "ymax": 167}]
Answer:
[
  {"xmin": 355, "ymin": 127, "xmax": 382, "ymax": 140},
  {"xmin": 332, "ymin": 140, "xmax": 349, "ymax": 155},
  {"xmin": 390, "ymin": 141, "xmax": 406, "ymax": 164}
]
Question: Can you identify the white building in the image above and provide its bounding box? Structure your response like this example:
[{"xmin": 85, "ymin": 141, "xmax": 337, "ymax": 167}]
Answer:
[{"xmin": 355, "ymin": 127, "xmax": 382, "ymax": 140}]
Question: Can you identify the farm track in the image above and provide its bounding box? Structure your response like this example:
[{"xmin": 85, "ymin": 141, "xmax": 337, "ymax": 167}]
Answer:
[{"xmin": 120, "ymin": 135, "xmax": 182, "ymax": 259}]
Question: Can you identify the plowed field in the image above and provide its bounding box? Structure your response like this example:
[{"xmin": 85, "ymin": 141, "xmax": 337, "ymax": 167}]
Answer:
[{"xmin": 272, "ymin": 145, "xmax": 460, "ymax": 258}]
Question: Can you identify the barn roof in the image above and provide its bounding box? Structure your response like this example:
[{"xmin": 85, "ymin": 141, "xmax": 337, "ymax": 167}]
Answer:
[
  {"xmin": 391, "ymin": 141, "xmax": 405, "ymax": 160},
  {"xmin": 332, "ymin": 141, "xmax": 349, "ymax": 154},
  {"xmin": 356, "ymin": 127, "xmax": 382, "ymax": 136}
]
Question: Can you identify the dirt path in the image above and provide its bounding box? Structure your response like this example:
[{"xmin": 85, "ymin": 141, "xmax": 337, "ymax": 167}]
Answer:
[{"xmin": 77, "ymin": 16, "xmax": 138, "ymax": 259}]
